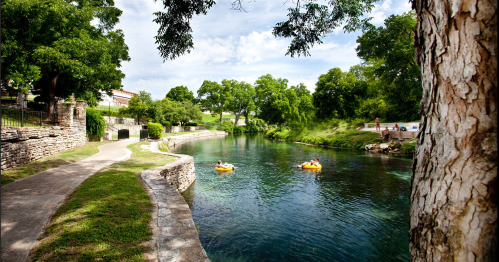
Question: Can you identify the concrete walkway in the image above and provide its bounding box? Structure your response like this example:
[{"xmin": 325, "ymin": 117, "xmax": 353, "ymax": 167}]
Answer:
[{"xmin": 1, "ymin": 138, "xmax": 139, "ymax": 262}]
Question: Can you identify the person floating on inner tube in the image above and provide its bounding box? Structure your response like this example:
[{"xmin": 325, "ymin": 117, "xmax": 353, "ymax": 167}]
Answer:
[
  {"xmin": 297, "ymin": 158, "xmax": 319, "ymax": 168},
  {"xmin": 216, "ymin": 160, "xmax": 235, "ymax": 170}
]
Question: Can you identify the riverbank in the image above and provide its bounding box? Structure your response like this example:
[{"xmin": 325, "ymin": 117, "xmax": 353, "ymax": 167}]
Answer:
[{"xmin": 265, "ymin": 122, "xmax": 417, "ymax": 154}]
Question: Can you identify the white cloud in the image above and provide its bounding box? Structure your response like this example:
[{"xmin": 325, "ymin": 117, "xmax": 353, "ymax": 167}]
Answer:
[
  {"xmin": 113, "ymin": 0, "xmax": 412, "ymax": 100},
  {"xmin": 236, "ymin": 30, "xmax": 289, "ymax": 64}
]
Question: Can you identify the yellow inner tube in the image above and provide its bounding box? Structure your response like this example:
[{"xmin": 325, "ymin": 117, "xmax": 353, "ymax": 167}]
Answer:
[
  {"xmin": 302, "ymin": 164, "xmax": 322, "ymax": 169},
  {"xmin": 215, "ymin": 166, "xmax": 234, "ymax": 171}
]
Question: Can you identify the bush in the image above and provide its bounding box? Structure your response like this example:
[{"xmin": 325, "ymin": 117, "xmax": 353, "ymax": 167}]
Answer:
[
  {"xmin": 162, "ymin": 121, "xmax": 171, "ymax": 126},
  {"xmin": 148, "ymin": 122, "xmax": 163, "ymax": 139},
  {"xmin": 184, "ymin": 122, "xmax": 198, "ymax": 126},
  {"xmin": 401, "ymin": 141, "xmax": 417, "ymax": 154},
  {"xmin": 218, "ymin": 121, "xmax": 234, "ymax": 133},
  {"xmin": 233, "ymin": 126, "xmax": 246, "ymax": 134},
  {"xmin": 86, "ymin": 109, "xmax": 106, "ymax": 140}
]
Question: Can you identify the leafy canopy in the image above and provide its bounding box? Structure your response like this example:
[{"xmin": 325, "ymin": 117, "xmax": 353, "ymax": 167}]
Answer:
[
  {"xmin": 166, "ymin": 85, "xmax": 196, "ymax": 103},
  {"xmin": 1, "ymin": 0, "xmax": 130, "ymax": 111},
  {"xmin": 197, "ymin": 80, "xmax": 232, "ymax": 122}
]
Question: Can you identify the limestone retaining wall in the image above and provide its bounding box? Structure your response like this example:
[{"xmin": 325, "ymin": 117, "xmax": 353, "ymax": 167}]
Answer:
[
  {"xmin": 1, "ymin": 126, "xmax": 86, "ymax": 170},
  {"xmin": 109, "ymin": 124, "xmax": 143, "ymax": 135},
  {"xmin": 104, "ymin": 116, "xmax": 138, "ymax": 125},
  {"xmin": 1, "ymin": 101, "xmax": 87, "ymax": 171}
]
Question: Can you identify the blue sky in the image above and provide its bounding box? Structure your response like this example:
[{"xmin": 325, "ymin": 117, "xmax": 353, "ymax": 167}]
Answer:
[{"xmin": 114, "ymin": 0, "xmax": 412, "ymax": 100}]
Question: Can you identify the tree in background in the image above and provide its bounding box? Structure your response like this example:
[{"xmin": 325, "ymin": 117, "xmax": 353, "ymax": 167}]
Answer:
[
  {"xmin": 224, "ymin": 80, "xmax": 256, "ymax": 126},
  {"xmin": 254, "ymin": 74, "xmax": 310, "ymax": 126},
  {"xmin": 162, "ymin": 99, "xmax": 203, "ymax": 126},
  {"xmin": 1, "ymin": 0, "xmax": 130, "ymax": 113},
  {"xmin": 120, "ymin": 91, "xmax": 152, "ymax": 124},
  {"xmin": 166, "ymin": 85, "xmax": 196, "ymax": 103},
  {"xmin": 313, "ymin": 68, "xmax": 362, "ymax": 119},
  {"xmin": 290, "ymin": 83, "xmax": 314, "ymax": 126},
  {"xmin": 197, "ymin": 80, "xmax": 232, "ymax": 122},
  {"xmin": 356, "ymin": 12, "xmax": 421, "ymax": 121}
]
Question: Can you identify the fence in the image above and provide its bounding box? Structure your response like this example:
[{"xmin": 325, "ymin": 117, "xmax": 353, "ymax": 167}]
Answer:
[{"xmin": 1, "ymin": 107, "xmax": 58, "ymax": 127}]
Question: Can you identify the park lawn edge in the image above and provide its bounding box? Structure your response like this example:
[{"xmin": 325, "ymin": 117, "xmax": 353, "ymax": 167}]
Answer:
[
  {"xmin": 1, "ymin": 141, "xmax": 113, "ymax": 186},
  {"xmin": 29, "ymin": 142, "xmax": 177, "ymax": 262}
]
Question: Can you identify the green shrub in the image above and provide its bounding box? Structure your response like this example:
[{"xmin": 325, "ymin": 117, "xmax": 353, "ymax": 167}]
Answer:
[
  {"xmin": 218, "ymin": 121, "xmax": 234, "ymax": 133},
  {"xmin": 148, "ymin": 122, "xmax": 163, "ymax": 139},
  {"xmin": 162, "ymin": 121, "xmax": 172, "ymax": 126},
  {"xmin": 86, "ymin": 109, "xmax": 106, "ymax": 140},
  {"xmin": 233, "ymin": 126, "xmax": 246, "ymax": 134},
  {"xmin": 246, "ymin": 119, "xmax": 266, "ymax": 133},
  {"xmin": 184, "ymin": 122, "xmax": 198, "ymax": 126},
  {"xmin": 401, "ymin": 141, "xmax": 417, "ymax": 154},
  {"xmin": 266, "ymin": 128, "xmax": 278, "ymax": 138}
]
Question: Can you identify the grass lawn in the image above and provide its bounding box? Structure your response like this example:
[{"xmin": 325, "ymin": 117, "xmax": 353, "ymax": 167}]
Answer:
[
  {"xmin": 93, "ymin": 105, "xmax": 123, "ymax": 112},
  {"xmin": 30, "ymin": 142, "xmax": 176, "ymax": 262},
  {"xmin": 1, "ymin": 141, "xmax": 113, "ymax": 186},
  {"xmin": 163, "ymin": 130, "xmax": 202, "ymax": 137}
]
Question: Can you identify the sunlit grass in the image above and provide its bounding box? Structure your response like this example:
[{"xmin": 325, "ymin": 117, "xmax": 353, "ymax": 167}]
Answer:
[
  {"xmin": 1, "ymin": 141, "xmax": 113, "ymax": 186},
  {"xmin": 30, "ymin": 142, "xmax": 176, "ymax": 262},
  {"xmin": 93, "ymin": 105, "xmax": 123, "ymax": 112}
]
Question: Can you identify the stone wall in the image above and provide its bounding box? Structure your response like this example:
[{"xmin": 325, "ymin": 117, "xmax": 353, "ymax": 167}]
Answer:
[
  {"xmin": 1, "ymin": 126, "xmax": 86, "ymax": 170},
  {"xmin": 142, "ymin": 142, "xmax": 210, "ymax": 261},
  {"xmin": 1, "ymin": 101, "xmax": 87, "ymax": 171},
  {"xmin": 158, "ymin": 153, "xmax": 195, "ymax": 193},
  {"xmin": 103, "ymin": 116, "xmax": 138, "ymax": 125},
  {"xmin": 109, "ymin": 124, "xmax": 143, "ymax": 135}
]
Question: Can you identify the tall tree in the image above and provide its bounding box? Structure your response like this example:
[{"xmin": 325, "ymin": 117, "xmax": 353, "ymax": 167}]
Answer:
[
  {"xmin": 120, "ymin": 91, "xmax": 151, "ymax": 124},
  {"xmin": 166, "ymin": 85, "xmax": 195, "ymax": 103},
  {"xmin": 224, "ymin": 80, "xmax": 256, "ymax": 126},
  {"xmin": 254, "ymin": 74, "xmax": 302, "ymax": 126},
  {"xmin": 290, "ymin": 83, "xmax": 314, "ymax": 126},
  {"xmin": 197, "ymin": 80, "xmax": 232, "ymax": 122},
  {"xmin": 410, "ymin": 0, "xmax": 497, "ymax": 260},
  {"xmin": 1, "ymin": 0, "xmax": 130, "ymax": 113},
  {"xmin": 356, "ymin": 12, "xmax": 422, "ymax": 121},
  {"xmin": 313, "ymin": 68, "xmax": 359, "ymax": 119}
]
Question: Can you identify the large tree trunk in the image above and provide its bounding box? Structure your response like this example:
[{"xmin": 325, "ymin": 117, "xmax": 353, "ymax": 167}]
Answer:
[
  {"xmin": 411, "ymin": 0, "xmax": 497, "ymax": 261},
  {"xmin": 42, "ymin": 67, "xmax": 60, "ymax": 114}
]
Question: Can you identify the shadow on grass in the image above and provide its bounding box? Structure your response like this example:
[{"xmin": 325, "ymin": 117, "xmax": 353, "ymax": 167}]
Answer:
[{"xmin": 1, "ymin": 159, "xmax": 72, "ymax": 185}]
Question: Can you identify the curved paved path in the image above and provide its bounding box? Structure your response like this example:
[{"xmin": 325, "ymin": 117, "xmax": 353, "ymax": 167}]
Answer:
[{"xmin": 1, "ymin": 138, "xmax": 139, "ymax": 262}]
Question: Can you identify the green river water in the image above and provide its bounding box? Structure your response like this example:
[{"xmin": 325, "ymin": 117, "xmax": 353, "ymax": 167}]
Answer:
[{"xmin": 175, "ymin": 134, "xmax": 412, "ymax": 262}]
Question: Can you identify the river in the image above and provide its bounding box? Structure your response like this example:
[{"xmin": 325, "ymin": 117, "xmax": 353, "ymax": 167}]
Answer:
[{"xmin": 174, "ymin": 134, "xmax": 412, "ymax": 262}]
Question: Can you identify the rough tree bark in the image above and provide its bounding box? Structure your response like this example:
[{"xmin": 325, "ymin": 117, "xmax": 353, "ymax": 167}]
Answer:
[
  {"xmin": 411, "ymin": 0, "xmax": 497, "ymax": 261},
  {"xmin": 42, "ymin": 67, "xmax": 61, "ymax": 114}
]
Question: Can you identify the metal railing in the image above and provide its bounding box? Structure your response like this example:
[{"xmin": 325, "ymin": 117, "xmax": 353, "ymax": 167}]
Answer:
[{"xmin": 1, "ymin": 107, "xmax": 58, "ymax": 128}]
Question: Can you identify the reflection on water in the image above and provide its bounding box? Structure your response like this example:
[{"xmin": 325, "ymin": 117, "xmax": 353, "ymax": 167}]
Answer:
[{"xmin": 177, "ymin": 134, "xmax": 412, "ymax": 262}]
